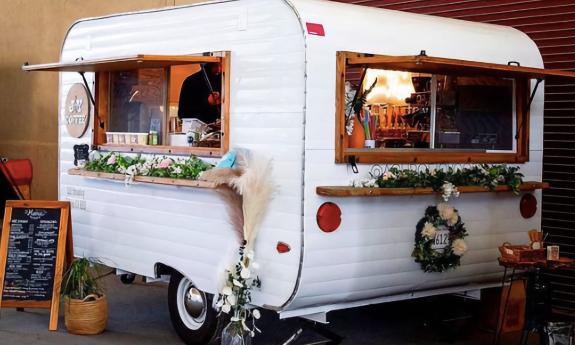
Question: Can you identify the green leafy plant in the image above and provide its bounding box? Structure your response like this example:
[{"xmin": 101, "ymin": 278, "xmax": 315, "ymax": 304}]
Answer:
[
  {"xmin": 84, "ymin": 151, "xmax": 213, "ymax": 182},
  {"xmin": 352, "ymin": 78, "xmax": 378, "ymax": 115},
  {"xmin": 62, "ymin": 258, "xmax": 103, "ymax": 300},
  {"xmin": 353, "ymin": 164, "xmax": 524, "ymax": 195}
]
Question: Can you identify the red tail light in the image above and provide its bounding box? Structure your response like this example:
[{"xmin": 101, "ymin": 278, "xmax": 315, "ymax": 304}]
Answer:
[
  {"xmin": 317, "ymin": 202, "xmax": 342, "ymax": 233},
  {"xmin": 520, "ymin": 193, "xmax": 537, "ymax": 219},
  {"xmin": 276, "ymin": 242, "xmax": 291, "ymax": 254}
]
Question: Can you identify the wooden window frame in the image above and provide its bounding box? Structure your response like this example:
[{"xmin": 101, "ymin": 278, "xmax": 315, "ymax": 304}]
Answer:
[
  {"xmin": 92, "ymin": 53, "xmax": 231, "ymax": 158},
  {"xmin": 335, "ymin": 51, "xmax": 533, "ymax": 164},
  {"xmin": 56, "ymin": 51, "xmax": 226, "ymax": 157}
]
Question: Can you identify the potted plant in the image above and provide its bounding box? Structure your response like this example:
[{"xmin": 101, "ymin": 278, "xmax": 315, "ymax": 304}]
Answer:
[{"xmin": 61, "ymin": 257, "xmax": 108, "ymax": 335}]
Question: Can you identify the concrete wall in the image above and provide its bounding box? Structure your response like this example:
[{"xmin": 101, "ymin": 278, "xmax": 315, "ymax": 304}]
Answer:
[{"xmin": 0, "ymin": 0, "xmax": 204, "ymax": 199}]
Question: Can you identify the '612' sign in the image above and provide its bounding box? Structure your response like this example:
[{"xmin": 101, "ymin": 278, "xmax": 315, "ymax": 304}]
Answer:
[
  {"xmin": 64, "ymin": 83, "xmax": 90, "ymax": 138},
  {"xmin": 431, "ymin": 227, "xmax": 450, "ymax": 253}
]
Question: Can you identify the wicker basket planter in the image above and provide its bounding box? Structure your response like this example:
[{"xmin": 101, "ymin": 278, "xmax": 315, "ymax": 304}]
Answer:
[{"xmin": 64, "ymin": 294, "xmax": 108, "ymax": 335}]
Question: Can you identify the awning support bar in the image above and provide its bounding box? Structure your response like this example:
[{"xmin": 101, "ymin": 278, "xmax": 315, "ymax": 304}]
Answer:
[
  {"xmin": 78, "ymin": 72, "xmax": 95, "ymax": 107},
  {"xmin": 528, "ymin": 78, "xmax": 543, "ymax": 110},
  {"xmin": 516, "ymin": 78, "xmax": 543, "ymax": 140}
]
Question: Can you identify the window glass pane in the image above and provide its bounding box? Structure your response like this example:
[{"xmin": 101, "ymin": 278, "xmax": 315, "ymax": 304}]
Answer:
[
  {"xmin": 109, "ymin": 68, "xmax": 166, "ymax": 144},
  {"xmin": 435, "ymin": 76, "xmax": 513, "ymax": 150},
  {"xmin": 345, "ymin": 67, "xmax": 432, "ymax": 149},
  {"xmin": 171, "ymin": 63, "xmax": 223, "ymax": 148}
]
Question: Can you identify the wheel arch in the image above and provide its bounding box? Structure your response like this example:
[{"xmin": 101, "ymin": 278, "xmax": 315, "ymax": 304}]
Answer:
[{"xmin": 154, "ymin": 262, "xmax": 217, "ymax": 295}]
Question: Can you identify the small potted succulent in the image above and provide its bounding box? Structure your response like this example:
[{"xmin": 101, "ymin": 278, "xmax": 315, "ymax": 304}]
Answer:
[{"xmin": 61, "ymin": 257, "xmax": 108, "ymax": 335}]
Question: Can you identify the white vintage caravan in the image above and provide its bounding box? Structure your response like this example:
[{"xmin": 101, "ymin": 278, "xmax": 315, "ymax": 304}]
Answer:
[{"xmin": 23, "ymin": 0, "xmax": 575, "ymax": 343}]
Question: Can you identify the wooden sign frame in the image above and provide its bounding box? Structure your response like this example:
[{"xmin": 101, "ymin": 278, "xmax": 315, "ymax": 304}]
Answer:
[{"xmin": 0, "ymin": 200, "xmax": 74, "ymax": 331}]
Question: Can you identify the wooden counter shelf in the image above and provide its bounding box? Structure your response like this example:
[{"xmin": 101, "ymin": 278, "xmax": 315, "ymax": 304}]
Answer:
[
  {"xmin": 97, "ymin": 144, "xmax": 222, "ymax": 157},
  {"xmin": 316, "ymin": 181, "xmax": 549, "ymax": 197},
  {"xmin": 68, "ymin": 169, "xmax": 218, "ymax": 189}
]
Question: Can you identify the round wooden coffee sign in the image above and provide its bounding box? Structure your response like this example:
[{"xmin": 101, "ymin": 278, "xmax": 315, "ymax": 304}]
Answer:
[{"xmin": 64, "ymin": 83, "xmax": 90, "ymax": 138}]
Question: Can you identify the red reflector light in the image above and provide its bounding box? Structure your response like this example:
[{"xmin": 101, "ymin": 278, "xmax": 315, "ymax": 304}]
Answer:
[
  {"xmin": 317, "ymin": 202, "xmax": 342, "ymax": 233},
  {"xmin": 277, "ymin": 242, "xmax": 291, "ymax": 254},
  {"xmin": 520, "ymin": 193, "xmax": 537, "ymax": 219},
  {"xmin": 306, "ymin": 22, "xmax": 325, "ymax": 36}
]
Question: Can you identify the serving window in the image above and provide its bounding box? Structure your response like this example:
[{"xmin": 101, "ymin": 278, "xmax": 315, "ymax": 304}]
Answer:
[
  {"xmin": 94, "ymin": 53, "xmax": 230, "ymax": 157},
  {"xmin": 336, "ymin": 52, "xmax": 534, "ymax": 164},
  {"xmin": 22, "ymin": 53, "xmax": 230, "ymax": 158}
]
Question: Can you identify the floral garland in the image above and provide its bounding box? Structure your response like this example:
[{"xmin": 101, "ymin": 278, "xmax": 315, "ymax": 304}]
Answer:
[
  {"xmin": 412, "ymin": 203, "xmax": 469, "ymax": 273},
  {"xmin": 215, "ymin": 243, "xmax": 262, "ymax": 337},
  {"xmin": 84, "ymin": 151, "xmax": 212, "ymax": 184},
  {"xmin": 352, "ymin": 164, "xmax": 523, "ymax": 201}
]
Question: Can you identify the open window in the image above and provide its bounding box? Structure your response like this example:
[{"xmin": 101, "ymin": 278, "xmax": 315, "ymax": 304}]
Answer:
[
  {"xmin": 23, "ymin": 53, "xmax": 231, "ymax": 157},
  {"xmin": 336, "ymin": 51, "xmax": 575, "ymax": 164}
]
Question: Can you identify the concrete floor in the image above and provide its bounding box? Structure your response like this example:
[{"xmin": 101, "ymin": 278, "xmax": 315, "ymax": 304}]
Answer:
[{"xmin": 0, "ymin": 274, "xmax": 531, "ymax": 345}]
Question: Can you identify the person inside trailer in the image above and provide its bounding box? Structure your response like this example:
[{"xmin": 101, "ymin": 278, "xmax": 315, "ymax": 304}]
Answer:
[{"xmin": 177, "ymin": 62, "xmax": 222, "ymax": 124}]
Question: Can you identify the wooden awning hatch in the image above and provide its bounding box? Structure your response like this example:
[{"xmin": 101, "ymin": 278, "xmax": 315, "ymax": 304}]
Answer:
[
  {"xmin": 22, "ymin": 54, "xmax": 221, "ymax": 73},
  {"xmin": 22, "ymin": 54, "xmax": 222, "ymax": 106},
  {"xmin": 345, "ymin": 52, "xmax": 575, "ymax": 80}
]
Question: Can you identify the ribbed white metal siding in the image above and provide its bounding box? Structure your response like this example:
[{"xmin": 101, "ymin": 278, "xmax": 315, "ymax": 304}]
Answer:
[
  {"xmin": 286, "ymin": 0, "xmax": 544, "ymax": 312},
  {"xmin": 58, "ymin": 0, "xmax": 305, "ymax": 308}
]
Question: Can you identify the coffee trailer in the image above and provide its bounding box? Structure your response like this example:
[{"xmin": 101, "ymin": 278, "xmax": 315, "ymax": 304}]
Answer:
[{"xmin": 23, "ymin": 0, "xmax": 575, "ymax": 343}]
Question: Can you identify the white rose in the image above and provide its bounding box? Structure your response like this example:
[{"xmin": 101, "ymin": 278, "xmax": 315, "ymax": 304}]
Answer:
[
  {"xmin": 215, "ymin": 298, "xmax": 224, "ymax": 308},
  {"xmin": 222, "ymin": 286, "xmax": 232, "ymax": 296},
  {"xmin": 227, "ymin": 294, "xmax": 237, "ymax": 306},
  {"xmin": 89, "ymin": 150, "xmax": 101, "ymax": 161},
  {"xmin": 252, "ymin": 309, "xmax": 261, "ymax": 319},
  {"xmin": 221, "ymin": 303, "xmax": 231, "ymax": 313},
  {"xmin": 382, "ymin": 171, "xmax": 396, "ymax": 181},
  {"xmin": 452, "ymin": 239, "xmax": 468, "ymax": 256},
  {"xmin": 240, "ymin": 267, "xmax": 251, "ymax": 279},
  {"xmin": 233, "ymin": 279, "xmax": 243, "ymax": 287},
  {"xmin": 421, "ymin": 222, "xmax": 437, "ymax": 240},
  {"xmin": 448, "ymin": 212, "xmax": 459, "ymax": 226},
  {"xmin": 437, "ymin": 203, "xmax": 455, "ymax": 221}
]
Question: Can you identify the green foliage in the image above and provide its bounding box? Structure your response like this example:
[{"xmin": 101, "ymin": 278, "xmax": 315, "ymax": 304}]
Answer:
[
  {"xmin": 85, "ymin": 151, "xmax": 212, "ymax": 180},
  {"xmin": 352, "ymin": 78, "xmax": 378, "ymax": 114},
  {"xmin": 61, "ymin": 258, "xmax": 103, "ymax": 300},
  {"xmin": 374, "ymin": 164, "xmax": 524, "ymax": 194}
]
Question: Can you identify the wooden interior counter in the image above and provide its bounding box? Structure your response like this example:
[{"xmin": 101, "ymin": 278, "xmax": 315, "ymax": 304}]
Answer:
[
  {"xmin": 316, "ymin": 181, "xmax": 549, "ymax": 197},
  {"xmin": 97, "ymin": 144, "xmax": 222, "ymax": 157}
]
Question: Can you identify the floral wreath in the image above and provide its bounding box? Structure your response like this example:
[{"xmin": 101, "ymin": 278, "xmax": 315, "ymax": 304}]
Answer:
[{"xmin": 412, "ymin": 203, "xmax": 469, "ymax": 273}]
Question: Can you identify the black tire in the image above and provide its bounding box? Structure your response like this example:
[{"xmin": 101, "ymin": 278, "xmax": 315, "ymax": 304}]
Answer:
[
  {"xmin": 120, "ymin": 273, "xmax": 136, "ymax": 285},
  {"xmin": 168, "ymin": 271, "xmax": 226, "ymax": 345}
]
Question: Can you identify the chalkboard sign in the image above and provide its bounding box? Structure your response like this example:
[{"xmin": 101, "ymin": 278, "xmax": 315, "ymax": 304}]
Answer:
[
  {"xmin": 73, "ymin": 144, "xmax": 89, "ymax": 167},
  {"xmin": 0, "ymin": 200, "xmax": 73, "ymax": 331}
]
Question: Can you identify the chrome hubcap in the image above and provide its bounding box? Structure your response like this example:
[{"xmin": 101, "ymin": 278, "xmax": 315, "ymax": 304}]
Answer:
[
  {"xmin": 176, "ymin": 277, "xmax": 207, "ymax": 330},
  {"xmin": 184, "ymin": 287, "xmax": 205, "ymax": 319}
]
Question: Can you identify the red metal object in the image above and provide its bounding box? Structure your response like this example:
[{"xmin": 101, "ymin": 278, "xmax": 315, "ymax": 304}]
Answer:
[
  {"xmin": 520, "ymin": 193, "xmax": 537, "ymax": 219},
  {"xmin": 306, "ymin": 22, "xmax": 325, "ymax": 36},
  {"xmin": 0, "ymin": 159, "xmax": 33, "ymax": 186},
  {"xmin": 317, "ymin": 202, "xmax": 342, "ymax": 233},
  {"xmin": 276, "ymin": 242, "xmax": 291, "ymax": 254}
]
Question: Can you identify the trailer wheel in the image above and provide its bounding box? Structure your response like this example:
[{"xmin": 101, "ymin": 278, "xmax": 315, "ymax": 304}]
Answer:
[
  {"xmin": 168, "ymin": 271, "xmax": 224, "ymax": 345},
  {"xmin": 120, "ymin": 273, "xmax": 136, "ymax": 285}
]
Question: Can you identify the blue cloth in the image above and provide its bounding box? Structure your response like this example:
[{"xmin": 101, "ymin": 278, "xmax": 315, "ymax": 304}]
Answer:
[{"xmin": 216, "ymin": 150, "xmax": 236, "ymax": 168}]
